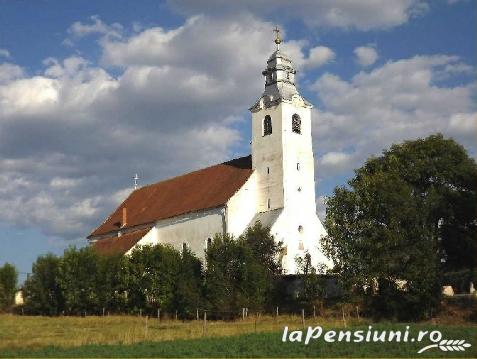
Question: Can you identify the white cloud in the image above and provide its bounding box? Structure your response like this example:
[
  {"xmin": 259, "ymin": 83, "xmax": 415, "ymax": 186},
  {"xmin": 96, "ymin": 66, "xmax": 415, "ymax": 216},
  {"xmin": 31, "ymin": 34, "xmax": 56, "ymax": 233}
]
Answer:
[
  {"xmin": 0, "ymin": 14, "xmax": 306, "ymax": 240},
  {"xmin": 0, "ymin": 49, "xmax": 11, "ymax": 58},
  {"xmin": 169, "ymin": 0, "xmax": 429, "ymax": 30},
  {"xmin": 312, "ymin": 55, "xmax": 476, "ymax": 177},
  {"xmin": 319, "ymin": 152, "xmax": 354, "ymax": 174},
  {"xmin": 305, "ymin": 46, "xmax": 336, "ymax": 68},
  {"xmin": 354, "ymin": 46, "xmax": 378, "ymax": 66},
  {"xmin": 316, "ymin": 195, "xmax": 328, "ymax": 221},
  {"xmin": 448, "ymin": 112, "xmax": 477, "ymax": 134},
  {"xmin": 0, "ymin": 63, "xmax": 23, "ymax": 83},
  {"xmin": 67, "ymin": 15, "xmax": 123, "ymax": 40}
]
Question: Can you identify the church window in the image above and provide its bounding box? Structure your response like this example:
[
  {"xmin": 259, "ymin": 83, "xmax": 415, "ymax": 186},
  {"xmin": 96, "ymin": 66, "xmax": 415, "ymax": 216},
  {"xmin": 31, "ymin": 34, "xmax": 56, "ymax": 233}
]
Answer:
[
  {"xmin": 292, "ymin": 114, "xmax": 301, "ymax": 134},
  {"xmin": 182, "ymin": 242, "xmax": 188, "ymax": 253},
  {"xmin": 267, "ymin": 198, "xmax": 271, "ymax": 209},
  {"xmin": 298, "ymin": 225, "xmax": 303, "ymax": 233},
  {"xmin": 298, "ymin": 240, "xmax": 304, "ymax": 250},
  {"xmin": 267, "ymin": 167, "xmax": 270, "ymax": 174},
  {"xmin": 207, "ymin": 237, "xmax": 212, "ymax": 249},
  {"xmin": 297, "ymin": 186, "xmax": 302, "ymax": 192},
  {"xmin": 297, "ymin": 162, "xmax": 300, "ymax": 171},
  {"xmin": 263, "ymin": 115, "xmax": 272, "ymax": 136}
]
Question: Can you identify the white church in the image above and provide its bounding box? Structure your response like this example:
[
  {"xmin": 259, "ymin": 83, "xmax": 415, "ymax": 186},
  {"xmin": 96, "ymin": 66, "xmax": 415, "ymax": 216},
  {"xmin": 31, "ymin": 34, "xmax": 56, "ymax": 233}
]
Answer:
[{"xmin": 88, "ymin": 30, "xmax": 329, "ymax": 274}]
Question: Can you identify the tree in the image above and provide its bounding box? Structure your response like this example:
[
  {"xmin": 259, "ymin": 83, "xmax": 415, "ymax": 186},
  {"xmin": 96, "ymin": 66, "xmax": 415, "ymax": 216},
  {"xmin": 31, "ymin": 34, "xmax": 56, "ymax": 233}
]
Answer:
[
  {"xmin": 23, "ymin": 254, "xmax": 63, "ymax": 315},
  {"xmin": 295, "ymin": 252, "xmax": 326, "ymax": 305},
  {"xmin": 173, "ymin": 248, "xmax": 203, "ymax": 318},
  {"xmin": 205, "ymin": 222, "xmax": 282, "ymax": 314},
  {"xmin": 322, "ymin": 134, "xmax": 476, "ymax": 320},
  {"xmin": 58, "ymin": 247, "xmax": 102, "ymax": 314},
  {"xmin": 127, "ymin": 244, "xmax": 181, "ymax": 312},
  {"xmin": 0, "ymin": 263, "xmax": 18, "ymax": 310},
  {"xmin": 96, "ymin": 253, "xmax": 129, "ymax": 313},
  {"xmin": 242, "ymin": 221, "xmax": 283, "ymax": 275}
]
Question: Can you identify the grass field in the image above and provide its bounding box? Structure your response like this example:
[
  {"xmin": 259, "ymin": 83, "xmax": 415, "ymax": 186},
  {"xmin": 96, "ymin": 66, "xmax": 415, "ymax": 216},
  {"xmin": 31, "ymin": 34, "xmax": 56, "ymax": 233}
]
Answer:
[{"xmin": 0, "ymin": 314, "xmax": 475, "ymax": 358}]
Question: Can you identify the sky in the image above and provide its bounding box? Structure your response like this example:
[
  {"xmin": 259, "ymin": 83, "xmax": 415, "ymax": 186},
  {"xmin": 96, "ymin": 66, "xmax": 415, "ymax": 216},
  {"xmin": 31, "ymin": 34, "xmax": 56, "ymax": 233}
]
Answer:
[{"xmin": 0, "ymin": 0, "xmax": 475, "ymax": 282}]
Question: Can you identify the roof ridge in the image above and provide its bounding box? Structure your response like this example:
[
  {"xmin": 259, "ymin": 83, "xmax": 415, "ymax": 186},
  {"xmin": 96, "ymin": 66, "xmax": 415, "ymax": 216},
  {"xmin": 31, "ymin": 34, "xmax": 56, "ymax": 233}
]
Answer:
[{"xmin": 137, "ymin": 154, "xmax": 252, "ymax": 191}]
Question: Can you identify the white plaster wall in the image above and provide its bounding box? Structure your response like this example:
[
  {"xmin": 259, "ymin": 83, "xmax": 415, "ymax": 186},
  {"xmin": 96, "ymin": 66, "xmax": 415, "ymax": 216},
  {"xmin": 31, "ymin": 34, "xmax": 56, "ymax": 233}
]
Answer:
[
  {"xmin": 125, "ymin": 227, "xmax": 158, "ymax": 255},
  {"xmin": 271, "ymin": 210, "xmax": 329, "ymax": 274},
  {"xmin": 154, "ymin": 207, "xmax": 224, "ymax": 262},
  {"xmin": 226, "ymin": 171, "xmax": 259, "ymax": 237},
  {"xmin": 251, "ymin": 104, "xmax": 285, "ymax": 212},
  {"xmin": 251, "ymin": 95, "xmax": 330, "ymax": 274},
  {"xmin": 126, "ymin": 208, "xmax": 225, "ymax": 262}
]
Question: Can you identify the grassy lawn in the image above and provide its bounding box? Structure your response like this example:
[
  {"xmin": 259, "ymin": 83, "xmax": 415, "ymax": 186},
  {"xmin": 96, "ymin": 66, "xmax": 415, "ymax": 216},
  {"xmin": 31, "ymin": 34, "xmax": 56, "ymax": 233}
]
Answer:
[{"xmin": 0, "ymin": 314, "xmax": 475, "ymax": 358}]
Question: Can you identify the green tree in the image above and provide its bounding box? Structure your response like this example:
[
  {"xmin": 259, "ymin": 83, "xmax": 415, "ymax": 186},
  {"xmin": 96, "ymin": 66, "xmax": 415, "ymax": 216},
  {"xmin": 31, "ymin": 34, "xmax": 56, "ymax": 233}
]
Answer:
[
  {"xmin": 205, "ymin": 222, "xmax": 282, "ymax": 314},
  {"xmin": 96, "ymin": 254, "xmax": 129, "ymax": 313},
  {"xmin": 322, "ymin": 134, "xmax": 475, "ymax": 320},
  {"xmin": 295, "ymin": 252, "xmax": 325, "ymax": 305},
  {"xmin": 58, "ymin": 247, "xmax": 101, "ymax": 314},
  {"xmin": 0, "ymin": 263, "xmax": 18, "ymax": 310},
  {"xmin": 127, "ymin": 244, "xmax": 180, "ymax": 312},
  {"xmin": 23, "ymin": 254, "xmax": 63, "ymax": 315},
  {"xmin": 173, "ymin": 248, "xmax": 203, "ymax": 318},
  {"xmin": 242, "ymin": 221, "xmax": 283, "ymax": 275}
]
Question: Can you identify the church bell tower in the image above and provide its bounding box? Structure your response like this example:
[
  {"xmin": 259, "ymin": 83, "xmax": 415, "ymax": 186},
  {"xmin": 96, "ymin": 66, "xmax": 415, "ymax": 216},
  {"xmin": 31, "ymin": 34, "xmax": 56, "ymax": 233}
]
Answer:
[
  {"xmin": 250, "ymin": 28, "xmax": 317, "ymax": 216},
  {"xmin": 249, "ymin": 28, "xmax": 328, "ymax": 273}
]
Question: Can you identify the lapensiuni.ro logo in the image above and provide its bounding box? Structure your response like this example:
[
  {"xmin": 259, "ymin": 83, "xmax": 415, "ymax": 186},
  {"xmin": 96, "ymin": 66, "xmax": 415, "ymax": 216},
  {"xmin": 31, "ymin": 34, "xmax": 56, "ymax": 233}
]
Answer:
[{"xmin": 282, "ymin": 326, "xmax": 472, "ymax": 354}]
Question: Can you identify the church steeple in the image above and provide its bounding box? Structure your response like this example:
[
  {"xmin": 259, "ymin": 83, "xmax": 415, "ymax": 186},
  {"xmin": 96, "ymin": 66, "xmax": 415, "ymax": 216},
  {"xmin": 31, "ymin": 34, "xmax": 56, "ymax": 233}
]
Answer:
[
  {"xmin": 273, "ymin": 26, "xmax": 282, "ymax": 50},
  {"xmin": 250, "ymin": 27, "xmax": 311, "ymax": 112}
]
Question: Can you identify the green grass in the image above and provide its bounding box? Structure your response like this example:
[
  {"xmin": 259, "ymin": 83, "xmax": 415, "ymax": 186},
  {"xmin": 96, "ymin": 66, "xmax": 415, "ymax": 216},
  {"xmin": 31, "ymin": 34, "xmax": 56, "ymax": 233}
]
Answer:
[{"xmin": 1, "ymin": 324, "xmax": 475, "ymax": 358}]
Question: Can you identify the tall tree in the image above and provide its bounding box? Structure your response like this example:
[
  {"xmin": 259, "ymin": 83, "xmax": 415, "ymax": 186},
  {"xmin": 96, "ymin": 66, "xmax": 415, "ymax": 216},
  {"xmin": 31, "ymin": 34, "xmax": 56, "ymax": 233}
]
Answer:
[
  {"xmin": 23, "ymin": 254, "xmax": 63, "ymax": 315},
  {"xmin": 58, "ymin": 247, "xmax": 101, "ymax": 314},
  {"xmin": 0, "ymin": 263, "xmax": 18, "ymax": 310},
  {"xmin": 96, "ymin": 253, "xmax": 129, "ymax": 313},
  {"xmin": 127, "ymin": 244, "xmax": 180, "ymax": 312},
  {"xmin": 205, "ymin": 223, "xmax": 282, "ymax": 314},
  {"xmin": 323, "ymin": 134, "xmax": 476, "ymax": 319},
  {"xmin": 173, "ymin": 248, "xmax": 203, "ymax": 318}
]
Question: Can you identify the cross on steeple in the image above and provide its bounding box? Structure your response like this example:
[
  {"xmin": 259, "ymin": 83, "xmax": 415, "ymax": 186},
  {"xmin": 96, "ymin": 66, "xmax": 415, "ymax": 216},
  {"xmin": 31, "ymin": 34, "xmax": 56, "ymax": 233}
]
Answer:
[
  {"xmin": 134, "ymin": 173, "xmax": 139, "ymax": 190},
  {"xmin": 273, "ymin": 26, "xmax": 281, "ymax": 50}
]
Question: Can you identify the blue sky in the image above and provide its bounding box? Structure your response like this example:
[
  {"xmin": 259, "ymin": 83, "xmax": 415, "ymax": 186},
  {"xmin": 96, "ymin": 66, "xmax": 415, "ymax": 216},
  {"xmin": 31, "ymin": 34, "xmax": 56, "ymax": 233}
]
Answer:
[{"xmin": 0, "ymin": 0, "xmax": 475, "ymax": 282}]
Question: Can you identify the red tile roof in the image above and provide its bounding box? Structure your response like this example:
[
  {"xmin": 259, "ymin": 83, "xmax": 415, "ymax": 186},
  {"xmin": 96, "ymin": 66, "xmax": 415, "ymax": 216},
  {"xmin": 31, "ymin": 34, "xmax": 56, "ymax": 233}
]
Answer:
[
  {"xmin": 92, "ymin": 228, "xmax": 151, "ymax": 255},
  {"xmin": 88, "ymin": 155, "xmax": 252, "ymax": 238}
]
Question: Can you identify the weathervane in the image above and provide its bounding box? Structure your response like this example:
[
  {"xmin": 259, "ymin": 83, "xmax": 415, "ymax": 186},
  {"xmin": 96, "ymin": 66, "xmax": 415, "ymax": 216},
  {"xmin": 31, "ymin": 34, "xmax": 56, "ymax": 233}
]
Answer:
[
  {"xmin": 134, "ymin": 173, "xmax": 139, "ymax": 190},
  {"xmin": 273, "ymin": 26, "xmax": 281, "ymax": 50}
]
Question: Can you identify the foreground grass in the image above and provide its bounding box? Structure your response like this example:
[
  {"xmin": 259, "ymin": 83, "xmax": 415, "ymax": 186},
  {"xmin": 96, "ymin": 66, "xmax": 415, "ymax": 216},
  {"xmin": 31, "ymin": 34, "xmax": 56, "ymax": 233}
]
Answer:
[
  {"xmin": 1, "ymin": 324, "xmax": 475, "ymax": 358},
  {"xmin": 0, "ymin": 313, "xmax": 360, "ymax": 351}
]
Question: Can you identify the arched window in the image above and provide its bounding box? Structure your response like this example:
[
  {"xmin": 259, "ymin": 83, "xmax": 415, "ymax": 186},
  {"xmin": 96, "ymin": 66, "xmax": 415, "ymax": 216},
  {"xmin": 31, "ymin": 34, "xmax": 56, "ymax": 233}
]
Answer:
[
  {"xmin": 292, "ymin": 114, "xmax": 301, "ymax": 134},
  {"xmin": 263, "ymin": 115, "xmax": 272, "ymax": 136}
]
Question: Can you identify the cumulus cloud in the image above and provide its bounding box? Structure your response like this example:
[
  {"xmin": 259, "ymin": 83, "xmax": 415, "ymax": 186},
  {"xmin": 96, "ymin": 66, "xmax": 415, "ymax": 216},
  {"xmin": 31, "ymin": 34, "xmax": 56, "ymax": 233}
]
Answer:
[
  {"xmin": 168, "ymin": 0, "xmax": 429, "ymax": 30},
  {"xmin": 0, "ymin": 14, "xmax": 315, "ymax": 241},
  {"xmin": 305, "ymin": 46, "xmax": 336, "ymax": 68},
  {"xmin": 67, "ymin": 15, "xmax": 123, "ymax": 40},
  {"xmin": 0, "ymin": 63, "xmax": 24, "ymax": 83},
  {"xmin": 319, "ymin": 151, "xmax": 354, "ymax": 175},
  {"xmin": 0, "ymin": 11, "xmax": 474, "ymax": 246},
  {"xmin": 354, "ymin": 46, "xmax": 378, "ymax": 66},
  {"xmin": 316, "ymin": 195, "xmax": 328, "ymax": 221},
  {"xmin": 312, "ymin": 55, "xmax": 476, "ymax": 178}
]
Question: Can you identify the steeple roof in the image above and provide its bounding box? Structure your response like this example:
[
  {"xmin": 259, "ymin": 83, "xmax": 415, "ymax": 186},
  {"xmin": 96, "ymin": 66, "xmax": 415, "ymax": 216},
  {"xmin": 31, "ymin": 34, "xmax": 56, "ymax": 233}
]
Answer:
[{"xmin": 250, "ymin": 29, "xmax": 312, "ymax": 112}]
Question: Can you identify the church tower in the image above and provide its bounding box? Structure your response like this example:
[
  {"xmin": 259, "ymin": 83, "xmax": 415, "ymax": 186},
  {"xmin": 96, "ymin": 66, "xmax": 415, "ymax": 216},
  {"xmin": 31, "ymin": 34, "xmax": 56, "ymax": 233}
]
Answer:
[{"xmin": 249, "ymin": 28, "xmax": 328, "ymax": 272}]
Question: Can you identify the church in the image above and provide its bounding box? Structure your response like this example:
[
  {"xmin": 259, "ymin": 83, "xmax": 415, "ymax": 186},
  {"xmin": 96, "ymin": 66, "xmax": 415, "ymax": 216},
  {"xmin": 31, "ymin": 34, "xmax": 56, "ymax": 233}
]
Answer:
[{"xmin": 87, "ymin": 30, "xmax": 329, "ymax": 274}]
